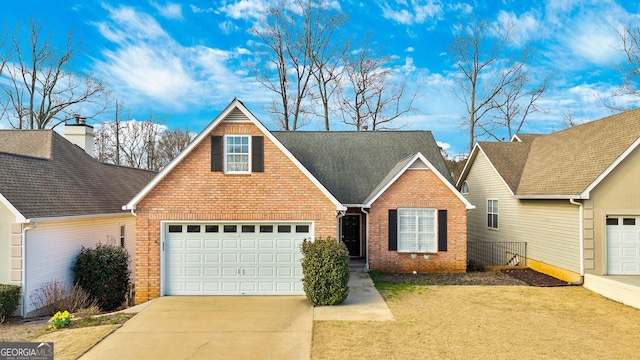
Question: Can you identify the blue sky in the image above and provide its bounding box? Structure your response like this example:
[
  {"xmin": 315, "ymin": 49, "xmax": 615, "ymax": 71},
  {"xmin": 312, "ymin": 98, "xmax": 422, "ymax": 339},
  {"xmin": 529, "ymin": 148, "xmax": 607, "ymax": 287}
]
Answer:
[{"xmin": 3, "ymin": 0, "xmax": 640, "ymax": 155}]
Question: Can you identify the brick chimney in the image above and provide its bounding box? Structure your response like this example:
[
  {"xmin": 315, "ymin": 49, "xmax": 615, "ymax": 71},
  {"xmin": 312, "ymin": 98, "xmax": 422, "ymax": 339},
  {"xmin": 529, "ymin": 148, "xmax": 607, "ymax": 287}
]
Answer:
[{"xmin": 64, "ymin": 114, "xmax": 95, "ymax": 156}]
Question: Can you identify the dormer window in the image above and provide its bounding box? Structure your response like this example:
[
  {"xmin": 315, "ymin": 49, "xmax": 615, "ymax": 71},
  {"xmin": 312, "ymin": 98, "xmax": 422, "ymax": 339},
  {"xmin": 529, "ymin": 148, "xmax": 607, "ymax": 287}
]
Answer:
[{"xmin": 225, "ymin": 135, "xmax": 250, "ymax": 173}]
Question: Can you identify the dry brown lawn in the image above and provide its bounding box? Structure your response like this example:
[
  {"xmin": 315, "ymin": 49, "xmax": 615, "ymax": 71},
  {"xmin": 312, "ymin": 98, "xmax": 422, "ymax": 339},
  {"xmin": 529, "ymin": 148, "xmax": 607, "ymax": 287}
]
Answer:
[{"xmin": 312, "ymin": 286, "xmax": 640, "ymax": 359}]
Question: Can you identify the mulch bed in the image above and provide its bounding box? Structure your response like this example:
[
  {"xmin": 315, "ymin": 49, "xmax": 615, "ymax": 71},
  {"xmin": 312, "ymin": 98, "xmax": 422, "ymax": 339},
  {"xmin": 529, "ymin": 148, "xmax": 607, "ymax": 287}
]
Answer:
[
  {"xmin": 370, "ymin": 267, "xmax": 571, "ymax": 287},
  {"xmin": 500, "ymin": 268, "xmax": 571, "ymax": 287}
]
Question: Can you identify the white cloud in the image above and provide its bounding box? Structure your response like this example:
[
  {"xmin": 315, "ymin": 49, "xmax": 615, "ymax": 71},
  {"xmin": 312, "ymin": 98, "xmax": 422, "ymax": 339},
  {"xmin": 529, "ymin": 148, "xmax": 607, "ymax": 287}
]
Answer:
[
  {"xmin": 406, "ymin": 47, "xmax": 415, "ymax": 52},
  {"xmin": 379, "ymin": 0, "xmax": 443, "ymax": 26},
  {"xmin": 150, "ymin": 1, "xmax": 183, "ymax": 20},
  {"xmin": 495, "ymin": 11, "xmax": 539, "ymax": 47},
  {"xmin": 436, "ymin": 141, "xmax": 450, "ymax": 151},
  {"xmin": 217, "ymin": 0, "xmax": 268, "ymax": 20},
  {"xmin": 92, "ymin": 5, "xmax": 260, "ymax": 110},
  {"xmin": 190, "ymin": 5, "xmax": 215, "ymax": 13}
]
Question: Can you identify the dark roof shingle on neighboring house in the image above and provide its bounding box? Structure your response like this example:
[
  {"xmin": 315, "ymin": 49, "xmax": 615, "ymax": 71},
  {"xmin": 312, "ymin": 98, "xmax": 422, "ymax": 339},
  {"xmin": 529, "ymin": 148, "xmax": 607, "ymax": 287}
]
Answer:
[
  {"xmin": 273, "ymin": 131, "xmax": 452, "ymax": 204},
  {"xmin": 0, "ymin": 130, "xmax": 157, "ymax": 219}
]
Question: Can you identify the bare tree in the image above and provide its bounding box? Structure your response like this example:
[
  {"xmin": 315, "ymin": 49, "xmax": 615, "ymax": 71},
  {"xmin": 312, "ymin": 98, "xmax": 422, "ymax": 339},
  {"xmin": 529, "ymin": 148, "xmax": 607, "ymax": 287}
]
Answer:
[
  {"xmin": 251, "ymin": 0, "xmax": 347, "ymax": 130},
  {"xmin": 486, "ymin": 57, "xmax": 550, "ymax": 140},
  {"xmin": 602, "ymin": 24, "xmax": 640, "ymax": 111},
  {"xmin": 154, "ymin": 128, "xmax": 195, "ymax": 169},
  {"xmin": 0, "ymin": 19, "xmax": 110, "ymax": 129},
  {"xmin": 449, "ymin": 19, "xmax": 532, "ymax": 152},
  {"xmin": 339, "ymin": 35, "xmax": 419, "ymax": 131},
  {"xmin": 95, "ymin": 100, "xmax": 126, "ymax": 164},
  {"xmin": 308, "ymin": 5, "xmax": 349, "ymax": 130}
]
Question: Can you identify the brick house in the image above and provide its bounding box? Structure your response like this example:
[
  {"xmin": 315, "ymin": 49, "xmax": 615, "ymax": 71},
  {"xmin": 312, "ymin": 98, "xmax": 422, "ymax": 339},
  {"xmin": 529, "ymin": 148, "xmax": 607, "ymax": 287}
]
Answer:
[{"xmin": 126, "ymin": 99, "xmax": 473, "ymax": 304}]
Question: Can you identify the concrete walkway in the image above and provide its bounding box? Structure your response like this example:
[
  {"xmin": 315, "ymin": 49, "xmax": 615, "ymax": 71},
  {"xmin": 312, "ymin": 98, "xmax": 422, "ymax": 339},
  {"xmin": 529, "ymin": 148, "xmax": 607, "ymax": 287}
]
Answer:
[
  {"xmin": 313, "ymin": 261, "xmax": 395, "ymax": 321},
  {"xmin": 81, "ymin": 296, "xmax": 312, "ymax": 360}
]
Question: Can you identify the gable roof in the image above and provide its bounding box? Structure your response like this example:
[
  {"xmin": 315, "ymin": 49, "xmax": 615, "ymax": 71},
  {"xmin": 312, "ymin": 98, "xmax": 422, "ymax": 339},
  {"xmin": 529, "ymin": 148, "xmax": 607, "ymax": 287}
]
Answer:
[
  {"xmin": 125, "ymin": 99, "xmax": 346, "ymax": 211},
  {"xmin": 273, "ymin": 130, "xmax": 453, "ymax": 205},
  {"xmin": 361, "ymin": 153, "xmax": 473, "ymax": 209},
  {"xmin": 460, "ymin": 108, "xmax": 640, "ymax": 199},
  {"xmin": 0, "ymin": 130, "xmax": 156, "ymax": 221}
]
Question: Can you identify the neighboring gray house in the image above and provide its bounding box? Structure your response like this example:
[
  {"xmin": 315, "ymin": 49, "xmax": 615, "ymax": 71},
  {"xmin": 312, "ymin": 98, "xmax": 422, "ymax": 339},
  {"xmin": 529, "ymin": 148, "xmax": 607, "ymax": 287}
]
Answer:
[
  {"xmin": 0, "ymin": 126, "xmax": 155, "ymax": 316},
  {"xmin": 458, "ymin": 109, "xmax": 640, "ymax": 289}
]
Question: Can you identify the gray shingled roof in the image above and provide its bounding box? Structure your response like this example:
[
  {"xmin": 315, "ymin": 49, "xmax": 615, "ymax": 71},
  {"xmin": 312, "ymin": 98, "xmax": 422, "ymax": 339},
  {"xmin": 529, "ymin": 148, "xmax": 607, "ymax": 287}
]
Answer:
[
  {"xmin": 0, "ymin": 130, "xmax": 157, "ymax": 219},
  {"xmin": 273, "ymin": 131, "xmax": 452, "ymax": 204},
  {"xmin": 476, "ymin": 108, "xmax": 640, "ymax": 197}
]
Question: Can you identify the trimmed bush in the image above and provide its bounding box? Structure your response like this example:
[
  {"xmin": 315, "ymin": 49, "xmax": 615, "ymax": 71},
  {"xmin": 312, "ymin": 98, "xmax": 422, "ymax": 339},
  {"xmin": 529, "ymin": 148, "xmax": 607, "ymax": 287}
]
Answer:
[
  {"xmin": 0, "ymin": 284, "xmax": 21, "ymax": 323},
  {"xmin": 72, "ymin": 243, "xmax": 131, "ymax": 311},
  {"xmin": 300, "ymin": 237, "xmax": 350, "ymax": 306}
]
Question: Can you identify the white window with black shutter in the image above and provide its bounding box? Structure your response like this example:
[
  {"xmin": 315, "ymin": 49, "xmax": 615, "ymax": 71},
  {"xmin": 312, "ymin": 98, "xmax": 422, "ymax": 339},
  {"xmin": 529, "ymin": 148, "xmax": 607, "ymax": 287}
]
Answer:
[
  {"xmin": 389, "ymin": 208, "xmax": 447, "ymax": 253},
  {"xmin": 210, "ymin": 135, "xmax": 264, "ymax": 174}
]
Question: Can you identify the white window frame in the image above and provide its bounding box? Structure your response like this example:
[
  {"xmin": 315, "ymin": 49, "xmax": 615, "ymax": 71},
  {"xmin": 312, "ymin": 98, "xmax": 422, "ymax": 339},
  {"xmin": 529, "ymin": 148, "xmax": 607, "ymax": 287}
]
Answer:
[
  {"xmin": 398, "ymin": 208, "xmax": 437, "ymax": 253},
  {"xmin": 224, "ymin": 135, "xmax": 251, "ymax": 174},
  {"xmin": 461, "ymin": 181, "xmax": 470, "ymax": 194},
  {"xmin": 119, "ymin": 224, "xmax": 126, "ymax": 247},
  {"xmin": 487, "ymin": 199, "xmax": 499, "ymax": 229}
]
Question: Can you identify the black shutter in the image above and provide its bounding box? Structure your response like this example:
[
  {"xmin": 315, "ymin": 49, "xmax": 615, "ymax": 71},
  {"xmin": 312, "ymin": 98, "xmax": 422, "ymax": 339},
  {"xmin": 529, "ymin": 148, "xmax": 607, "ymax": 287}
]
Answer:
[
  {"xmin": 252, "ymin": 136, "xmax": 264, "ymax": 172},
  {"xmin": 211, "ymin": 136, "xmax": 222, "ymax": 172},
  {"xmin": 438, "ymin": 210, "xmax": 448, "ymax": 252},
  {"xmin": 388, "ymin": 210, "xmax": 398, "ymax": 251}
]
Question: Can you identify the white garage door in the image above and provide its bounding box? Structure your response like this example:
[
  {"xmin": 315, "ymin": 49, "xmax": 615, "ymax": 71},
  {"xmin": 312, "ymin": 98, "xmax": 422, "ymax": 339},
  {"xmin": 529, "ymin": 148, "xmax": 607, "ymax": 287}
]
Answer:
[
  {"xmin": 607, "ymin": 216, "xmax": 640, "ymax": 275},
  {"xmin": 164, "ymin": 222, "xmax": 311, "ymax": 295}
]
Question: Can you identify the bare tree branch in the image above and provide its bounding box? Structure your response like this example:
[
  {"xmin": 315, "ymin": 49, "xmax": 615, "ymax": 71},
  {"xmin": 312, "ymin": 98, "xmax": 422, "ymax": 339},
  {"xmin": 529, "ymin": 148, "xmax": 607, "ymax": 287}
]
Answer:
[
  {"xmin": 0, "ymin": 18, "xmax": 111, "ymax": 129},
  {"xmin": 449, "ymin": 19, "xmax": 540, "ymax": 152}
]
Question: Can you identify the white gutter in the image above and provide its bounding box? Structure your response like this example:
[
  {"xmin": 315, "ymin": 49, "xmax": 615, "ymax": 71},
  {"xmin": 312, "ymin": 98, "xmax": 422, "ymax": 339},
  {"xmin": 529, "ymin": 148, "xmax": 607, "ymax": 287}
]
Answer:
[
  {"xmin": 361, "ymin": 207, "xmax": 370, "ymax": 272},
  {"xmin": 569, "ymin": 199, "xmax": 585, "ymax": 284},
  {"xmin": 26, "ymin": 212, "xmax": 133, "ymax": 223},
  {"xmin": 21, "ymin": 222, "xmax": 37, "ymax": 317}
]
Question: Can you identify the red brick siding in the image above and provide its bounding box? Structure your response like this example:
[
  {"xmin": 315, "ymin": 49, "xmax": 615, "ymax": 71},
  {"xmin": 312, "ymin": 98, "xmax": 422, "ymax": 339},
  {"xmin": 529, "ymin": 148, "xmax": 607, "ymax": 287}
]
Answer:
[
  {"xmin": 134, "ymin": 122, "xmax": 338, "ymax": 303},
  {"xmin": 368, "ymin": 169, "xmax": 467, "ymax": 273}
]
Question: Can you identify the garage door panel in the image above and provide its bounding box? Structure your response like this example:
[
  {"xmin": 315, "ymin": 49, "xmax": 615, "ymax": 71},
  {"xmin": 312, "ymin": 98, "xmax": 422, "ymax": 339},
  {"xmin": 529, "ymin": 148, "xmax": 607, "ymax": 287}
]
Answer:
[
  {"xmin": 240, "ymin": 253, "xmax": 256, "ymax": 262},
  {"xmin": 186, "ymin": 239, "xmax": 203, "ymax": 249},
  {"xmin": 222, "ymin": 253, "xmax": 238, "ymax": 263},
  {"xmin": 165, "ymin": 222, "xmax": 310, "ymax": 295},
  {"xmin": 204, "ymin": 240, "xmax": 220, "ymax": 249},
  {"xmin": 259, "ymin": 239, "xmax": 275, "ymax": 249},
  {"xmin": 222, "ymin": 239, "xmax": 239, "ymax": 249},
  {"xmin": 185, "ymin": 267, "xmax": 201, "ymax": 276},
  {"xmin": 204, "ymin": 254, "xmax": 220, "ymax": 263},
  {"xmin": 607, "ymin": 217, "xmax": 640, "ymax": 275},
  {"xmin": 185, "ymin": 254, "xmax": 201, "ymax": 263},
  {"xmin": 258, "ymin": 253, "xmax": 274, "ymax": 263},
  {"xmin": 241, "ymin": 239, "xmax": 257, "ymax": 249}
]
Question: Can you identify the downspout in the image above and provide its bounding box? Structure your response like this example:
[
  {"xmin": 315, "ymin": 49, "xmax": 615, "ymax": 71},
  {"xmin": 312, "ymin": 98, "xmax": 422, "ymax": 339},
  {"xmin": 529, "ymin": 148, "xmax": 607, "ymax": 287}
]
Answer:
[
  {"xmin": 361, "ymin": 208, "xmax": 370, "ymax": 272},
  {"xmin": 21, "ymin": 222, "xmax": 37, "ymax": 317},
  {"xmin": 336, "ymin": 210, "xmax": 346, "ymax": 243},
  {"xmin": 569, "ymin": 199, "xmax": 585, "ymax": 285}
]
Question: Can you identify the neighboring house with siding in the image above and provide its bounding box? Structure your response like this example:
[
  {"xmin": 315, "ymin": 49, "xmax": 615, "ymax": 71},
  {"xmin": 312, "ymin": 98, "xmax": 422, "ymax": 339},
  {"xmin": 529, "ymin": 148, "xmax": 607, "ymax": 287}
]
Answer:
[
  {"xmin": 458, "ymin": 109, "xmax": 640, "ymax": 283},
  {"xmin": 125, "ymin": 99, "xmax": 473, "ymax": 305},
  {"xmin": 0, "ymin": 127, "xmax": 155, "ymax": 316}
]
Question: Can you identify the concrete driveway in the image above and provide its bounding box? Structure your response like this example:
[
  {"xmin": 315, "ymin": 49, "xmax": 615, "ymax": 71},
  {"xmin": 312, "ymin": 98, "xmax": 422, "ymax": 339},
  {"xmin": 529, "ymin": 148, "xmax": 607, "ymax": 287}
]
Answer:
[{"xmin": 81, "ymin": 296, "xmax": 313, "ymax": 360}]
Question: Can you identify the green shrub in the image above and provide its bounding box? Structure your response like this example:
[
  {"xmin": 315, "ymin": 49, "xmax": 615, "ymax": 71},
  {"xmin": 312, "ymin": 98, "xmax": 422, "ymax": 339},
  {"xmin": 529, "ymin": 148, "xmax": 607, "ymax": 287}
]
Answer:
[
  {"xmin": 300, "ymin": 237, "xmax": 350, "ymax": 306},
  {"xmin": 0, "ymin": 284, "xmax": 21, "ymax": 323},
  {"xmin": 72, "ymin": 243, "xmax": 131, "ymax": 312}
]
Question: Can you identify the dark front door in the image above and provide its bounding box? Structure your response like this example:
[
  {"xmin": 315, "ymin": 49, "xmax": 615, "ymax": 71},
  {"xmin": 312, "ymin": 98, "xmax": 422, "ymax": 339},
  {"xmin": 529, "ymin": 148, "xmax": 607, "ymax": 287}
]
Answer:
[{"xmin": 342, "ymin": 215, "xmax": 361, "ymax": 257}]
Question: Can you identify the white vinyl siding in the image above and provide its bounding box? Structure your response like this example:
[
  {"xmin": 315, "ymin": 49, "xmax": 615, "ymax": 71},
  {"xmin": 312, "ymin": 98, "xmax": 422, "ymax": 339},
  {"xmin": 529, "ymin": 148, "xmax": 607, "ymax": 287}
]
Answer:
[
  {"xmin": 25, "ymin": 216, "xmax": 136, "ymax": 315},
  {"xmin": 398, "ymin": 209, "xmax": 437, "ymax": 253},
  {"xmin": 0, "ymin": 202, "xmax": 14, "ymax": 284},
  {"xmin": 463, "ymin": 151, "xmax": 580, "ymax": 273}
]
